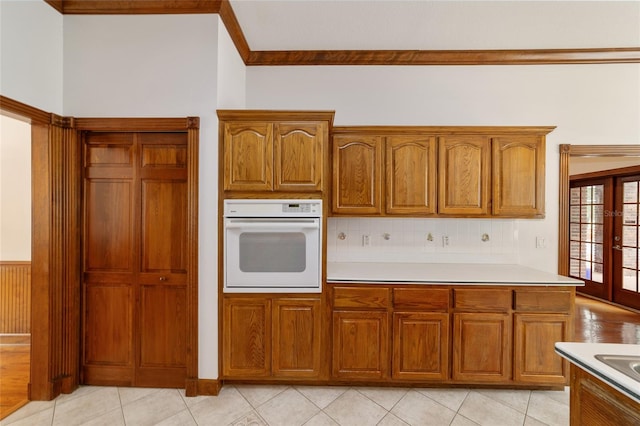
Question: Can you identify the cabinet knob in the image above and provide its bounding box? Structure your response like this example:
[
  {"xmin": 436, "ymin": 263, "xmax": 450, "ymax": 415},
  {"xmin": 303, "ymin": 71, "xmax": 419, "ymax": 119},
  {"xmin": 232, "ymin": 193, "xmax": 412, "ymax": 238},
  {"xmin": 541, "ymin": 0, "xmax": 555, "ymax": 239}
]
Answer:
[{"xmin": 159, "ymin": 276, "xmax": 168, "ymax": 281}]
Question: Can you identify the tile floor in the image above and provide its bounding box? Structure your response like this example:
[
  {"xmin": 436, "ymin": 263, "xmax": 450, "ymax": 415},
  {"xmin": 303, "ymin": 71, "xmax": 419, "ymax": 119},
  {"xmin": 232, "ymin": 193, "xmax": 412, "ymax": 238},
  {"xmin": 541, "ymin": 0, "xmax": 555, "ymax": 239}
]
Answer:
[{"xmin": 1, "ymin": 383, "xmax": 569, "ymax": 426}]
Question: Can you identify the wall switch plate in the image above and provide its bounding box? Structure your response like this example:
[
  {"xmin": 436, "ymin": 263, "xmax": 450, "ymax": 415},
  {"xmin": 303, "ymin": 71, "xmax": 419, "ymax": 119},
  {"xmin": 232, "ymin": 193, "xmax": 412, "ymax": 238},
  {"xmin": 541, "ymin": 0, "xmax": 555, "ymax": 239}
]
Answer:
[
  {"xmin": 536, "ymin": 236, "xmax": 546, "ymax": 249},
  {"xmin": 362, "ymin": 234, "xmax": 371, "ymax": 246},
  {"xmin": 442, "ymin": 236, "xmax": 449, "ymax": 247}
]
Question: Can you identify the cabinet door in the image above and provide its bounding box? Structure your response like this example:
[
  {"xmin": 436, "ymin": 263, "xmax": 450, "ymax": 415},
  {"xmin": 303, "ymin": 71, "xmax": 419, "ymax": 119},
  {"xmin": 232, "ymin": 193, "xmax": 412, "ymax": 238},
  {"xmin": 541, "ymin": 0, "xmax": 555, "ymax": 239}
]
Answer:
[
  {"xmin": 272, "ymin": 298, "xmax": 322, "ymax": 378},
  {"xmin": 386, "ymin": 136, "xmax": 437, "ymax": 215},
  {"xmin": 332, "ymin": 310, "xmax": 389, "ymax": 379},
  {"xmin": 222, "ymin": 297, "xmax": 271, "ymax": 378},
  {"xmin": 392, "ymin": 312, "xmax": 449, "ymax": 380},
  {"xmin": 438, "ymin": 136, "xmax": 490, "ymax": 215},
  {"xmin": 223, "ymin": 122, "xmax": 273, "ymax": 191},
  {"xmin": 332, "ymin": 135, "xmax": 383, "ymax": 214},
  {"xmin": 514, "ymin": 314, "xmax": 569, "ymax": 384},
  {"xmin": 492, "ymin": 136, "xmax": 545, "ymax": 217},
  {"xmin": 452, "ymin": 313, "xmax": 511, "ymax": 382},
  {"xmin": 274, "ymin": 122, "xmax": 326, "ymax": 192}
]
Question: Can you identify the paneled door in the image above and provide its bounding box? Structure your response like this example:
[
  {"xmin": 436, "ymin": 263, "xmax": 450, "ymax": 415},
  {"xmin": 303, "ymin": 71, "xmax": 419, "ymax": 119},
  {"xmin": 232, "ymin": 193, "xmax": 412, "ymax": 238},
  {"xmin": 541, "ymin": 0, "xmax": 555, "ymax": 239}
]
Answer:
[
  {"xmin": 613, "ymin": 175, "xmax": 640, "ymax": 310},
  {"xmin": 82, "ymin": 131, "xmax": 188, "ymax": 387}
]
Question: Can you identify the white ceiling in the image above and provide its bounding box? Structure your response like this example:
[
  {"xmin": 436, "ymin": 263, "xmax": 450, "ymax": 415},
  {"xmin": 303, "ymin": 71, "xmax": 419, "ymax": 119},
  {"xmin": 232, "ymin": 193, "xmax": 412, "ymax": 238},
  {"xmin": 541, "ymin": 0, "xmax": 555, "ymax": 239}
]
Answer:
[{"xmin": 229, "ymin": 1, "xmax": 640, "ymax": 51}]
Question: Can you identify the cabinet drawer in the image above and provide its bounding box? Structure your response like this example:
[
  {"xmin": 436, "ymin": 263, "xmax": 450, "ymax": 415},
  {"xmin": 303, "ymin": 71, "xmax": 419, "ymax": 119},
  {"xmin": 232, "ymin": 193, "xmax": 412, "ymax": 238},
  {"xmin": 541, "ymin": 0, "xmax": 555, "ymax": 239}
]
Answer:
[
  {"xmin": 393, "ymin": 288, "xmax": 450, "ymax": 311},
  {"xmin": 514, "ymin": 290, "xmax": 572, "ymax": 312},
  {"xmin": 453, "ymin": 289, "xmax": 511, "ymax": 311},
  {"xmin": 333, "ymin": 286, "xmax": 389, "ymax": 309}
]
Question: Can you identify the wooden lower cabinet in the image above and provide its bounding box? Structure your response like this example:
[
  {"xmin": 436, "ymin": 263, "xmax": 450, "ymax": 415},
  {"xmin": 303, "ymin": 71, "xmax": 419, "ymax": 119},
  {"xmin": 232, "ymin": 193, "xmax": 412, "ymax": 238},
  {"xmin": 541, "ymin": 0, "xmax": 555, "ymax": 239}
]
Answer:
[
  {"xmin": 570, "ymin": 365, "xmax": 640, "ymax": 425},
  {"xmin": 392, "ymin": 312, "xmax": 449, "ymax": 380},
  {"xmin": 452, "ymin": 312, "xmax": 512, "ymax": 382},
  {"xmin": 222, "ymin": 296, "xmax": 322, "ymax": 380},
  {"xmin": 332, "ymin": 310, "xmax": 389, "ymax": 380}
]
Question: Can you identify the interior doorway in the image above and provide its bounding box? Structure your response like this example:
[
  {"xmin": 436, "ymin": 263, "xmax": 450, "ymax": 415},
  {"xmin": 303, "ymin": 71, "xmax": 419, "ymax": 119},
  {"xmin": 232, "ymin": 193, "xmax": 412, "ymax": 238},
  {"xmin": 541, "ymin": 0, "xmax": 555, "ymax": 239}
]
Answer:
[
  {"xmin": 0, "ymin": 114, "xmax": 32, "ymax": 419},
  {"xmin": 560, "ymin": 145, "xmax": 640, "ymax": 312}
]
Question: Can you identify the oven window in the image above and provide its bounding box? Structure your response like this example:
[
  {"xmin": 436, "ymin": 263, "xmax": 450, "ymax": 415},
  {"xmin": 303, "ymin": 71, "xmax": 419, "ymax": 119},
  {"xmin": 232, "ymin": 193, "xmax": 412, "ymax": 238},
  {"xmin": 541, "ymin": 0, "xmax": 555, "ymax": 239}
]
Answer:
[{"xmin": 239, "ymin": 232, "xmax": 306, "ymax": 272}]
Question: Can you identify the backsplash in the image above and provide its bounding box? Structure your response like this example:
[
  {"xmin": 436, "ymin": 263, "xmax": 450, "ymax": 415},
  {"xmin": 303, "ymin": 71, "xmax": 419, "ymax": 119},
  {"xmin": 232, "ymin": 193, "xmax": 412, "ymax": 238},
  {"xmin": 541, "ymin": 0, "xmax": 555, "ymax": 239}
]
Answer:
[{"xmin": 327, "ymin": 217, "xmax": 519, "ymax": 264}]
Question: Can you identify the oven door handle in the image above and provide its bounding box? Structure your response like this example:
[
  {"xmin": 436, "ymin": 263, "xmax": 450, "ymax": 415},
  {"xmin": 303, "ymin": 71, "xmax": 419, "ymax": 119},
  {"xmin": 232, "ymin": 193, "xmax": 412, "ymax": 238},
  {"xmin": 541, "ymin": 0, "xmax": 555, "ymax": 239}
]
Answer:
[{"xmin": 225, "ymin": 220, "xmax": 319, "ymax": 230}]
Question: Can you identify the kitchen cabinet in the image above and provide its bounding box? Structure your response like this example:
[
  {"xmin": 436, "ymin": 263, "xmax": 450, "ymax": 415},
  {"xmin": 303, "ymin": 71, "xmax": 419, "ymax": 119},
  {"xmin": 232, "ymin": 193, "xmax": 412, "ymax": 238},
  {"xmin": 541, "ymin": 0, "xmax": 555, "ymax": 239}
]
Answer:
[
  {"xmin": 392, "ymin": 288, "xmax": 450, "ymax": 380},
  {"xmin": 331, "ymin": 133, "xmax": 437, "ymax": 215},
  {"xmin": 513, "ymin": 290, "xmax": 572, "ymax": 384},
  {"xmin": 222, "ymin": 296, "xmax": 323, "ymax": 380},
  {"xmin": 438, "ymin": 135, "xmax": 491, "ymax": 215},
  {"xmin": 452, "ymin": 289, "xmax": 512, "ymax": 382},
  {"xmin": 218, "ymin": 110, "xmax": 333, "ymax": 194},
  {"xmin": 492, "ymin": 135, "xmax": 545, "ymax": 217},
  {"xmin": 331, "ymin": 286, "xmax": 390, "ymax": 379},
  {"xmin": 331, "ymin": 126, "xmax": 552, "ymax": 217},
  {"xmin": 569, "ymin": 364, "xmax": 640, "ymax": 425},
  {"xmin": 332, "ymin": 135, "xmax": 383, "ymax": 214}
]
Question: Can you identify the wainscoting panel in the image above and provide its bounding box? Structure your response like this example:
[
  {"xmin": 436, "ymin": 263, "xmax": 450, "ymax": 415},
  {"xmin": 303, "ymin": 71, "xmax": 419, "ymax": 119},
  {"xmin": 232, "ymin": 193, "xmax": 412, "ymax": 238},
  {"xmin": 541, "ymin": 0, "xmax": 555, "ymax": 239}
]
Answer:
[{"xmin": 0, "ymin": 262, "xmax": 31, "ymax": 334}]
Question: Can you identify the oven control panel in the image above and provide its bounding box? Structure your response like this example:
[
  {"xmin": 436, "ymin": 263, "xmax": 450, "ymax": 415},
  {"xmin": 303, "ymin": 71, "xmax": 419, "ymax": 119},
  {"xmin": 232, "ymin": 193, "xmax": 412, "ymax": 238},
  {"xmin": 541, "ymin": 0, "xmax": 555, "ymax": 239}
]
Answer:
[{"xmin": 224, "ymin": 199, "xmax": 322, "ymax": 217}]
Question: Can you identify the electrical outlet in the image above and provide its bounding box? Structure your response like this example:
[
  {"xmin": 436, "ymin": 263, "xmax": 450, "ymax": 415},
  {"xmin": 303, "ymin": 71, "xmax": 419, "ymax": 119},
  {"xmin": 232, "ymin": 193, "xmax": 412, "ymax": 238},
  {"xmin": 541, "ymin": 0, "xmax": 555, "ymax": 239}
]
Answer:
[
  {"xmin": 442, "ymin": 236, "xmax": 449, "ymax": 247},
  {"xmin": 536, "ymin": 236, "xmax": 546, "ymax": 249},
  {"xmin": 362, "ymin": 234, "xmax": 371, "ymax": 247}
]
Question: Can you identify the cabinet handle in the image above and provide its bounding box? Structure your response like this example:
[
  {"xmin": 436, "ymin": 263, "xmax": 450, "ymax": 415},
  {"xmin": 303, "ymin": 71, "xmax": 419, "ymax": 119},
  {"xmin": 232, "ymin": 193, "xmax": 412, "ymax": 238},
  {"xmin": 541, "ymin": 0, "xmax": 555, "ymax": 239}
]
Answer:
[{"xmin": 159, "ymin": 276, "xmax": 168, "ymax": 281}]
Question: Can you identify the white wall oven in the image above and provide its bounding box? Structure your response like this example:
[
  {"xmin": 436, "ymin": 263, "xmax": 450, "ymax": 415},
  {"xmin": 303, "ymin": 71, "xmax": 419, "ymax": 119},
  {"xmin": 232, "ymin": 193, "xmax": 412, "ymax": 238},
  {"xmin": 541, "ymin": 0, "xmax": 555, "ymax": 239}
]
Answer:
[{"xmin": 224, "ymin": 199, "xmax": 322, "ymax": 293}]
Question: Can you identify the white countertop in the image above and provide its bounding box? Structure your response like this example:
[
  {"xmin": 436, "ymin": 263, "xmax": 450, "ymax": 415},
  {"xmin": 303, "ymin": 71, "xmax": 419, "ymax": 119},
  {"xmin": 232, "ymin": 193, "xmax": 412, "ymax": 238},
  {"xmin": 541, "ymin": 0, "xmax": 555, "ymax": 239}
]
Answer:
[
  {"xmin": 327, "ymin": 262, "xmax": 584, "ymax": 285},
  {"xmin": 555, "ymin": 342, "xmax": 640, "ymax": 404}
]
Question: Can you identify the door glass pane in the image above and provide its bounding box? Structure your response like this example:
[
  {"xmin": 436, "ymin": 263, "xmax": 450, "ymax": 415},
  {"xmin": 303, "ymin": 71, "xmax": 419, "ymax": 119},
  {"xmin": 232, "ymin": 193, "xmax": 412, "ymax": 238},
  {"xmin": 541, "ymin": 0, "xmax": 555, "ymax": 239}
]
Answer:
[
  {"xmin": 581, "ymin": 224, "xmax": 591, "ymax": 242},
  {"xmin": 592, "ymin": 263, "xmax": 603, "ymax": 283},
  {"xmin": 581, "ymin": 186, "xmax": 593, "ymax": 203},
  {"xmin": 570, "ymin": 241, "xmax": 580, "ymax": 258},
  {"xmin": 622, "ymin": 268, "xmax": 637, "ymax": 291},
  {"xmin": 570, "ymin": 206, "xmax": 580, "ymax": 222},
  {"xmin": 580, "ymin": 261, "xmax": 591, "ymax": 280},
  {"xmin": 593, "ymin": 243, "xmax": 603, "ymax": 263},
  {"xmin": 570, "ymin": 224, "xmax": 580, "ymax": 241},
  {"xmin": 623, "ymin": 204, "xmax": 637, "ymax": 225},
  {"xmin": 623, "ymin": 225, "xmax": 638, "ymax": 247},
  {"xmin": 622, "ymin": 247, "xmax": 637, "ymax": 269},
  {"xmin": 570, "ymin": 187, "xmax": 581, "ymax": 204},
  {"xmin": 593, "ymin": 205, "xmax": 604, "ymax": 224},
  {"xmin": 593, "ymin": 224, "xmax": 603, "ymax": 243},
  {"xmin": 581, "ymin": 206, "xmax": 590, "ymax": 222},
  {"xmin": 592, "ymin": 185, "xmax": 604, "ymax": 204},
  {"xmin": 570, "ymin": 259, "xmax": 580, "ymax": 276},
  {"xmin": 623, "ymin": 181, "xmax": 638, "ymax": 203},
  {"xmin": 239, "ymin": 232, "xmax": 306, "ymax": 272},
  {"xmin": 581, "ymin": 243, "xmax": 592, "ymax": 261}
]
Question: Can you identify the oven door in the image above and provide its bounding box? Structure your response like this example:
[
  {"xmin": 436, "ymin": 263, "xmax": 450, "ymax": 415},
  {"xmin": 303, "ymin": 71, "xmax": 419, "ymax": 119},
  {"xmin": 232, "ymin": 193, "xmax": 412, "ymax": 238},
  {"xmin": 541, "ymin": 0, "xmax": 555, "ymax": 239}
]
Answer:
[{"xmin": 224, "ymin": 218, "xmax": 321, "ymax": 293}]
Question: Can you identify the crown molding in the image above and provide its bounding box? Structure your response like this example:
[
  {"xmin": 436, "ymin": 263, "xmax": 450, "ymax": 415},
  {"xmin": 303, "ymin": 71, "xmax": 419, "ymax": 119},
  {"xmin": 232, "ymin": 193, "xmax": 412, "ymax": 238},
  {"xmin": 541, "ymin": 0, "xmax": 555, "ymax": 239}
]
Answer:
[{"xmin": 43, "ymin": 1, "xmax": 640, "ymax": 66}]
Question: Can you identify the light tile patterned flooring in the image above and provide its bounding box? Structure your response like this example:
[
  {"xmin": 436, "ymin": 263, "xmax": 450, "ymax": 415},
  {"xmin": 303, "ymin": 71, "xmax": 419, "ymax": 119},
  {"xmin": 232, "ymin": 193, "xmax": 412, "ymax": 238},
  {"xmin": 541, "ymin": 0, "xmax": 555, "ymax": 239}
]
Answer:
[{"xmin": 1, "ymin": 382, "xmax": 569, "ymax": 426}]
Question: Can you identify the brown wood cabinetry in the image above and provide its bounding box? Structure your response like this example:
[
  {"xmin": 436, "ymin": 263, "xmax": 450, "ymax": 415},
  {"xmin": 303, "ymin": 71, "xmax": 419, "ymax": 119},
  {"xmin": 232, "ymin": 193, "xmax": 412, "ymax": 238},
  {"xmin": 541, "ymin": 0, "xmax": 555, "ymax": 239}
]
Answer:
[
  {"xmin": 222, "ymin": 296, "xmax": 323, "ymax": 380},
  {"xmin": 570, "ymin": 365, "xmax": 640, "ymax": 425},
  {"xmin": 219, "ymin": 110, "xmax": 333, "ymax": 194},
  {"xmin": 331, "ymin": 126, "xmax": 552, "ymax": 217},
  {"xmin": 492, "ymin": 135, "xmax": 545, "ymax": 217},
  {"xmin": 438, "ymin": 135, "xmax": 491, "ymax": 215}
]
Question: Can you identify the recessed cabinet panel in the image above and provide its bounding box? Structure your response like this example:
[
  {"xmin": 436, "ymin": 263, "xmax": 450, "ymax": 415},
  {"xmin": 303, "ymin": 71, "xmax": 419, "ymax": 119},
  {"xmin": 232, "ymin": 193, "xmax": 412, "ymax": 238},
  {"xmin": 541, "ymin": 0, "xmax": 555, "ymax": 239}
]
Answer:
[
  {"xmin": 332, "ymin": 135, "xmax": 383, "ymax": 214},
  {"xmin": 223, "ymin": 122, "xmax": 273, "ymax": 191},
  {"xmin": 386, "ymin": 136, "xmax": 437, "ymax": 215},
  {"xmin": 275, "ymin": 122, "xmax": 325, "ymax": 191},
  {"xmin": 438, "ymin": 136, "xmax": 491, "ymax": 215},
  {"xmin": 492, "ymin": 136, "xmax": 545, "ymax": 217}
]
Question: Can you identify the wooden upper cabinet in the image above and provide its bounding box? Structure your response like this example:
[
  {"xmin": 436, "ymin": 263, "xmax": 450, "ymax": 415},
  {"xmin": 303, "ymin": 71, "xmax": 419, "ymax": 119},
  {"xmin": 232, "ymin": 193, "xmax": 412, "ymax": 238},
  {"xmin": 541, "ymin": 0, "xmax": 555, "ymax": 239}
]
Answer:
[
  {"xmin": 386, "ymin": 136, "xmax": 437, "ymax": 215},
  {"xmin": 492, "ymin": 135, "xmax": 545, "ymax": 217},
  {"xmin": 332, "ymin": 135, "xmax": 383, "ymax": 214},
  {"xmin": 219, "ymin": 110, "xmax": 334, "ymax": 194},
  {"xmin": 438, "ymin": 136, "xmax": 491, "ymax": 215},
  {"xmin": 223, "ymin": 122, "xmax": 273, "ymax": 191}
]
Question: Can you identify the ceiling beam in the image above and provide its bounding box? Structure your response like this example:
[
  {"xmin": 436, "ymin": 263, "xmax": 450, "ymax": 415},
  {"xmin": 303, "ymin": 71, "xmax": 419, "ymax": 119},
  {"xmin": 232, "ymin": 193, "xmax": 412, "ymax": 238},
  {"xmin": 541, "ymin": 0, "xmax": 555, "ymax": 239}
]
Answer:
[{"xmin": 45, "ymin": 0, "xmax": 221, "ymax": 14}]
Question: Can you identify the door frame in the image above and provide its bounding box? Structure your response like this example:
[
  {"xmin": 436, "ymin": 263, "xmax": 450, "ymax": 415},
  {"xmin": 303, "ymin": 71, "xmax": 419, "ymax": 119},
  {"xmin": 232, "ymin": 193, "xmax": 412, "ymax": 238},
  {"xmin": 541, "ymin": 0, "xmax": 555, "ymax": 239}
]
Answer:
[
  {"xmin": 0, "ymin": 95, "xmax": 200, "ymax": 400},
  {"xmin": 559, "ymin": 145, "xmax": 640, "ymax": 277},
  {"xmin": 75, "ymin": 117, "xmax": 200, "ymax": 395}
]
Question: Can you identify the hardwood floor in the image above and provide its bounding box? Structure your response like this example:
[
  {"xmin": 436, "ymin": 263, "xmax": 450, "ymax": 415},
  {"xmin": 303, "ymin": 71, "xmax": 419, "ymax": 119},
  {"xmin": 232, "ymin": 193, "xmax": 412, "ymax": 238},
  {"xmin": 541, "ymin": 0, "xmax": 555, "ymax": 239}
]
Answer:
[
  {"xmin": 0, "ymin": 335, "xmax": 30, "ymax": 420},
  {"xmin": 0, "ymin": 294, "xmax": 638, "ymax": 420}
]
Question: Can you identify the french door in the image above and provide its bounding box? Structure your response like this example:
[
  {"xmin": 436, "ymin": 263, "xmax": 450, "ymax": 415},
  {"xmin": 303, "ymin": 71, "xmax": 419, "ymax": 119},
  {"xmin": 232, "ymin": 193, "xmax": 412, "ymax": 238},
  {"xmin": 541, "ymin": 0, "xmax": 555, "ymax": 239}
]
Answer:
[
  {"xmin": 569, "ymin": 174, "xmax": 640, "ymax": 310},
  {"xmin": 614, "ymin": 175, "xmax": 640, "ymax": 310}
]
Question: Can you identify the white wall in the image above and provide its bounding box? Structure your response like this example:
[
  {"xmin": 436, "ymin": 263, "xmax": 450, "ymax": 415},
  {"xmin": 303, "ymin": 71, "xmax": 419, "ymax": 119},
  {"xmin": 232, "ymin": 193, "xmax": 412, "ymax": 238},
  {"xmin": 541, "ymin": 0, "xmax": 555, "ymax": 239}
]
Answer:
[
  {"xmin": 0, "ymin": 0, "xmax": 63, "ymax": 113},
  {"xmin": 247, "ymin": 64, "xmax": 640, "ymax": 273},
  {"xmin": 63, "ymin": 13, "xmax": 224, "ymax": 379},
  {"xmin": 0, "ymin": 115, "xmax": 31, "ymax": 260}
]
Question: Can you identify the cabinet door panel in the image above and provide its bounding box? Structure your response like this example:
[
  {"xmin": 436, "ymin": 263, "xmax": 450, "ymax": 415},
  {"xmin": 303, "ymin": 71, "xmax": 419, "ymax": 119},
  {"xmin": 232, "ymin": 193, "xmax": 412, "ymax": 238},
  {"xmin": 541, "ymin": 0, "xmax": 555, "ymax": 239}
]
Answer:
[
  {"xmin": 393, "ymin": 312, "xmax": 449, "ymax": 380},
  {"xmin": 272, "ymin": 298, "xmax": 322, "ymax": 378},
  {"xmin": 332, "ymin": 311, "xmax": 389, "ymax": 379},
  {"xmin": 514, "ymin": 314, "xmax": 569, "ymax": 384},
  {"xmin": 223, "ymin": 122, "xmax": 273, "ymax": 191},
  {"xmin": 492, "ymin": 136, "xmax": 545, "ymax": 217},
  {"xmin": 386, "ymin": 136, "xmax": 437, "ymax": 215},
  {"xmin": 275, "ymin": 122, "xmax": 325, "ymax": 191},
  {"xmin": 223, "ymin": 298, "xmax": 271, "ymax": 377},
  {"xmin": 332, "ymin": 136, "xmax": 383, "ymax": 214},
  {"xmin": 453, "ymin": 313, "xmax": 511, "ymax": 382},
  {"xmin": 438, "ymin": 136, "xmax": 490, "ymax": 215}
]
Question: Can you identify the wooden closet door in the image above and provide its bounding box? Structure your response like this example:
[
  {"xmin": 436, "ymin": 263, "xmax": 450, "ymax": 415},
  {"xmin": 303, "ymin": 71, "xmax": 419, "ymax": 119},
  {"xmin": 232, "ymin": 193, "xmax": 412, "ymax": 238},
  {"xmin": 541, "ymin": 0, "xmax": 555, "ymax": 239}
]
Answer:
[{"xmin": 82, "ymin": 132, "xmax": 188, "ymax": 387}]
